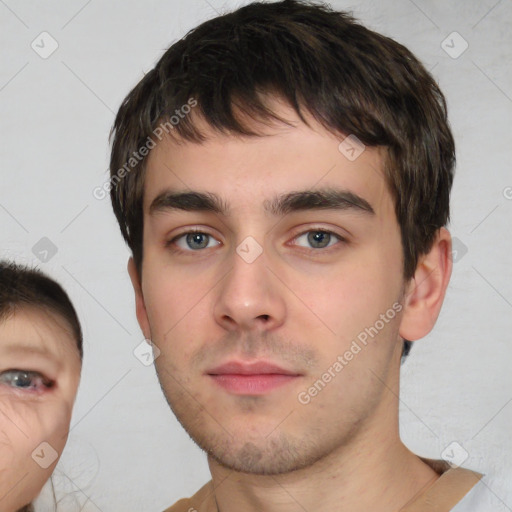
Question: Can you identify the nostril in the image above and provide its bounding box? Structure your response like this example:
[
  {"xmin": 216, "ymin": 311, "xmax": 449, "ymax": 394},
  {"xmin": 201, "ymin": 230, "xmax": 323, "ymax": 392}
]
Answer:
[{"xmin": 259, "ymin": 314, "xmax": 270, "ymax": 322}]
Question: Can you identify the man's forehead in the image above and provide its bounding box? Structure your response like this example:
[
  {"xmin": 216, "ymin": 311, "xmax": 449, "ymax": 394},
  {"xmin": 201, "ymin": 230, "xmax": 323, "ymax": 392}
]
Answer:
[{"xmin": 143, "ymin": 109, "xmax": 390, "ymax": 215}]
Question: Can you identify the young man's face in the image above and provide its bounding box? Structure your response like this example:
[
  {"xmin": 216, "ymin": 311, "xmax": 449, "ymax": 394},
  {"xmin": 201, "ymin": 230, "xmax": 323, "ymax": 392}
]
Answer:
[
  {"xmin": 133, "ymin": 104, "xmax": 410, "ymax": 475},
  {"xmin": 0, "ymin": 307, "xmax": 81, "ymax": 510}
]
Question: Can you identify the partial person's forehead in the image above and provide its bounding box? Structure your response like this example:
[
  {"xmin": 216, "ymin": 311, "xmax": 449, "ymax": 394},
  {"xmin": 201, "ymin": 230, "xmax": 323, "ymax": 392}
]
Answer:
[
  {"xmin": 143, "ymin": 106, "xmax": 393, "ymax": 220},
  {"xmin": 0, "ymin": 307, "xmax": 79, "ymax": 362}
]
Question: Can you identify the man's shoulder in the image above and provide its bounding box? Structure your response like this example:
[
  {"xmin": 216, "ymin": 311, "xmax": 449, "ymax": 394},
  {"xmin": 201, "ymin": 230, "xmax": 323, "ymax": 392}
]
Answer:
[
  {"xmin": 401, "ymin": 460, "xmax": 482, "ymax": 512},
  {"xmin": 162, "ymin": 497, "xmax": 196, "ymax": 512},
  {"xmin": 402, "ymin": 458, "xmax": 511, "ymax": 512},
  {"xmin": 162, "ymin": 481, "xmax": 215, "ymax": 512},
  {"xmin": 162, "ymin": 462, "xmax": 504, "ymax": 512}
]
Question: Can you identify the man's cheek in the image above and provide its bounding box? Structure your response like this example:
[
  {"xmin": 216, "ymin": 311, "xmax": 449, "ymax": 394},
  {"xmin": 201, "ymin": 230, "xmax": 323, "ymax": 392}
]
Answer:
[
  {"xmin": 144, "ymin": 270, "xmax": 214, "ymax": 328},
  {"xmin": 157, "ymin": 338, "xmax": 195, "ymax": 382},
  {"xmin": 295, "ymin": 277, "xmax": 370, "ymax": 332},
  {"xmin": 145, "ymin": 292, "xmax": 185, "ymax": 340}
]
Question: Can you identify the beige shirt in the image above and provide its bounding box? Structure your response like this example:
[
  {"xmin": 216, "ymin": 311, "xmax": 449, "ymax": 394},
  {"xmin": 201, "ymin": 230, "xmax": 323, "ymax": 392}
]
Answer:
[{"xmin": 162, "ymin": 460, "xmax": 482, "ymax": 512}]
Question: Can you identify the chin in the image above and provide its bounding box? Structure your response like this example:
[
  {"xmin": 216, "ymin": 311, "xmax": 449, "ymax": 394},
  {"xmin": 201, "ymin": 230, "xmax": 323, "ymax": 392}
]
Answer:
[{"xmin": 200, "ymin": 430, "xmax": 328, "ymax": 475}]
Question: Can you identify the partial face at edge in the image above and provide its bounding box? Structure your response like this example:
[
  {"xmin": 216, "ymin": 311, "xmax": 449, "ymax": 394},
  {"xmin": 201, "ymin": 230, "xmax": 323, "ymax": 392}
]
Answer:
[
  {"xmin": 134, "ymin": 104, "xmax": 409, "ymax": 475},
  {"xmin": 0, "ymin": 308, "xmax": 81, "ymax": 511}
]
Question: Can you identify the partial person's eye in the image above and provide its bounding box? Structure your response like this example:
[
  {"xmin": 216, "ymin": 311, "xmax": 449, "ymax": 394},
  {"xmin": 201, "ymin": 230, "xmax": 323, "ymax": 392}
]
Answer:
[
  {"xmin": 170, "ymin": 231, "xmax": 221, "ymax": 252},
  {"xmin": 293, "ymin": 230, "xmax": 343, "ymax": 249},
  {"xmin": 0, "ymin": 370, "xmax": 54, "ymax": 391}
]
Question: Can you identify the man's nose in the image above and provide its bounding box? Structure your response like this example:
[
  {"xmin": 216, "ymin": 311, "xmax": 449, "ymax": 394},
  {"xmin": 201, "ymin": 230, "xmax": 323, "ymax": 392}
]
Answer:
[{"xmin": 213, "ymin": 244, "xmax": 286, "ymax": 333}]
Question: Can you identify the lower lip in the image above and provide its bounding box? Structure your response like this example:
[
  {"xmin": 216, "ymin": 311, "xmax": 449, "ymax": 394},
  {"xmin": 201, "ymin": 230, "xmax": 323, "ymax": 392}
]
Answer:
[{"xmin": 209, "ymin": 374, "xmax": 299, "ymax": 395}]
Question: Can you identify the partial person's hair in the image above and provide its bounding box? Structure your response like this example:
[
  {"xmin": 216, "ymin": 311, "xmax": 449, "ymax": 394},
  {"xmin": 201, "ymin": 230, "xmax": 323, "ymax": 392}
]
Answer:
[
  {"xmin": 109, "ymin": 0, "xmax": 455, "ymax": 282},
  {"xmin": 0, "ymin": 261, "xmax": 83, "ymax": 359}
]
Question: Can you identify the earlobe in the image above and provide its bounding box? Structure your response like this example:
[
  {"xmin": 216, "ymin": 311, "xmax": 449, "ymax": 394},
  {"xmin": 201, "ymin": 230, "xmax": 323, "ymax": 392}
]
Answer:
[
  {"xmin": 127, "ymin": 257, "xmax": 151, "ymax": 339},
  {"xmin": 399, "ymin": 228, "xmax": 453, "ymax": 342}
]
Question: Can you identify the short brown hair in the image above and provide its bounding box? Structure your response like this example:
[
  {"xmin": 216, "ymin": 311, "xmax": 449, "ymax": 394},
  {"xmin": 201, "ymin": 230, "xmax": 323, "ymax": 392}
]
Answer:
[
  {"xmin": 109, "ymin": 0, "xmax": 455, "ymax": 280},
  {"xmin": 0, "ymin": 261, "xmax": 83, "ymax": 359}
]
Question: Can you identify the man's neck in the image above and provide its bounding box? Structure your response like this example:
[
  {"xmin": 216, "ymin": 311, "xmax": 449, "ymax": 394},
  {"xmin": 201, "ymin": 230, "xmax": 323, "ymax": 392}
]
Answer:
[
  {"xmin": 207, "ymin": 431, "xmax": 439, "ymax": 512},
  {"xmin": 204, "ymin": 354, "xmax": 439, "ymax": 512}
]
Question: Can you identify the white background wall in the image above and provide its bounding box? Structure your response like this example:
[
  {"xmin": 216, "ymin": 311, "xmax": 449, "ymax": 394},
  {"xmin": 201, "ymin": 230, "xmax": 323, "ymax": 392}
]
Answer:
[{"xmin": 0, "ymin": 0, "xmax": 511, "ymax": 510}]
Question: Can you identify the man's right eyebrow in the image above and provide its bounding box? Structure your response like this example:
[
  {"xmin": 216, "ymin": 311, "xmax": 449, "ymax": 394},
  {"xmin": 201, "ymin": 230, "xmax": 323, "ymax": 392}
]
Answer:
[{"xmin": 149, "ymin": 191, "xmax": 228, "ymax": 215}]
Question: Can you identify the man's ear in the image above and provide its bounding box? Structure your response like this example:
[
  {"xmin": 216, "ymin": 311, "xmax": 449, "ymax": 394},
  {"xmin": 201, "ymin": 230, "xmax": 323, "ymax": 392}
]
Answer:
[
  {"xmin": 127, "ymin": 257, "xmax": 151, "ymax": 340},
  {"xmin": 399, "ymin": 227, "xmax": 453, "ymax": 341}
]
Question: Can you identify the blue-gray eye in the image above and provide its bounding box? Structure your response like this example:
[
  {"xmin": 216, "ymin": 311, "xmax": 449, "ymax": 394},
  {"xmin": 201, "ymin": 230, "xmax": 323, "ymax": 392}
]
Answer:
[
  {"xmin": 295, "ymin": 230, "xmax": 339, "ymax": 249},
  {"xmin": 0, "ymin": 370, "xmax": 51, "ymax": 390},
  {"xmin": 174, "ymin": 232, "xmax": 220, "ymax": 251},
  {"xmin": 187, "ymin": 233, "xmax": 209, "ymax": 249}
]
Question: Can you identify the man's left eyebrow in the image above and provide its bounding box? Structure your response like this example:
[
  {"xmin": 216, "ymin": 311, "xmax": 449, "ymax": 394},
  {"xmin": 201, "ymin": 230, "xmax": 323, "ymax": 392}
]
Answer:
[
  {"xmin": 149, "ymin": 191, "xmax": 228, "ymax": 215},
  {"xmin": 264, "ymin": 189, "xmax": 375, "ymax": 216}
]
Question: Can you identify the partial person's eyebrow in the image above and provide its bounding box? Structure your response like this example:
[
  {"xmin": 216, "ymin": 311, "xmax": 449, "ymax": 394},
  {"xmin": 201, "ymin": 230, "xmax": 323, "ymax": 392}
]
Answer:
[
  {"xmin": 149, "ymin": 188, "xmax": 374, "ymax": 217},
  {"xmin": 4, "ymin": 344, "xmax": 56, "ymax": 358}
]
